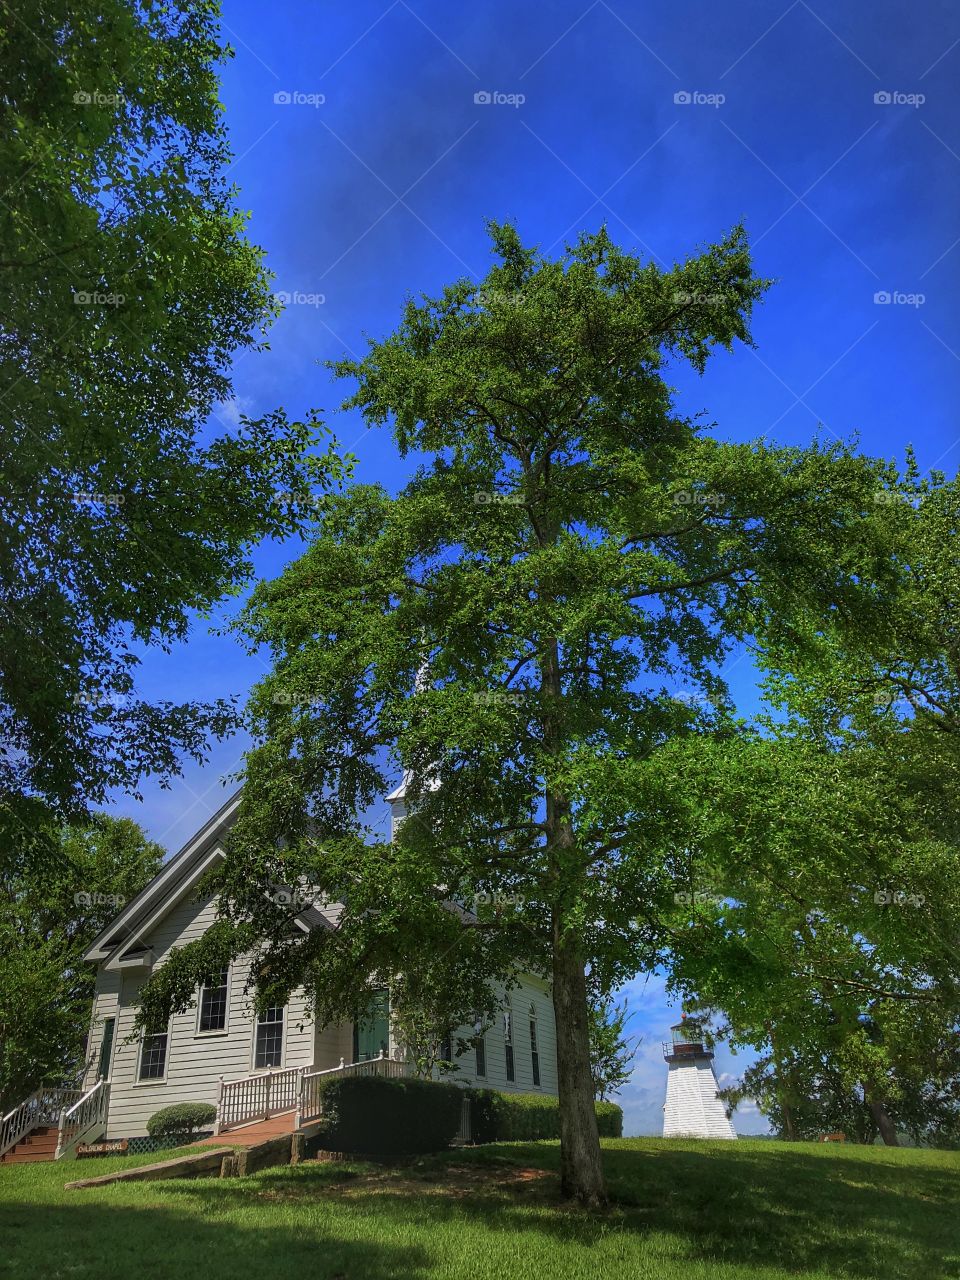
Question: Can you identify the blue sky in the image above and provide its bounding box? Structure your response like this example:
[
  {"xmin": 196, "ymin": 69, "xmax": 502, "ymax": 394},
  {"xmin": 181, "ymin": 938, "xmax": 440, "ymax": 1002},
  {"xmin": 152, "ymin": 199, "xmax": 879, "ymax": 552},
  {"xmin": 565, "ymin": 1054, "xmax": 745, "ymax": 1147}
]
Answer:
[{"xmin": 106, "ymin": 0, "xmax": 960, "ymax": 1134}]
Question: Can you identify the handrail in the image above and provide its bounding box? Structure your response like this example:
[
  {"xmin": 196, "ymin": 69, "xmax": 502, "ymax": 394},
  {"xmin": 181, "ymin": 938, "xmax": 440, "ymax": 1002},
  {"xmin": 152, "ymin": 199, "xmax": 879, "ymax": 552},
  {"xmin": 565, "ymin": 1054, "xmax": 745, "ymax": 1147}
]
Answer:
[
  {"xmin": 215, "ymin": 1063, "xmax": 312, "ymax": 1134},
  {"xmin": 297, "ymin": 1050, "xmax": 412, "ymax": 1126},
  {"xmin": 1, "ymin": 1087, "xmax": 83, "ymax": 1159},
  {"xmin": 215, "ymin": 1051, "xmax": 419, "ymax": 1135},
  {"xmin": 56, "ymin": 1079, "xmax": 109, "ymax": 1159}
]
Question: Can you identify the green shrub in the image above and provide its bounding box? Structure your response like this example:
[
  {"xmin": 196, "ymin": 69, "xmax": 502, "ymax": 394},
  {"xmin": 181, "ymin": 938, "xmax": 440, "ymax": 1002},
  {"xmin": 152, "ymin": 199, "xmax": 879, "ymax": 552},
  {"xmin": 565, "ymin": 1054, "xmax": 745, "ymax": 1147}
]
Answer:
[
  {"xmin": 596, "ymin": 1101, "xmax": 623, "ymax": 1137},
  {"xmin": 468, "ymin": 1090, "xmax": 623, "ymax": 1142},
  {"xmin": 307, "ymin": 1075, "xmax": 464, "ymax": 1155},
  {"xmin": 145, "ymin": 1101, "xmax": 217, "ymax": 1141}
]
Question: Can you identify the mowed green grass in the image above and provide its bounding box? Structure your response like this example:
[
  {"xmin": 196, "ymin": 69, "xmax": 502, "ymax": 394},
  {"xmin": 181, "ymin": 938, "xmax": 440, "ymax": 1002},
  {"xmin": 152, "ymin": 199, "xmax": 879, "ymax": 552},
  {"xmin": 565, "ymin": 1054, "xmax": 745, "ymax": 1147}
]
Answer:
[{"xmin": 1, "ymin": 1137, "xmax": 958, "ymax": 1280}]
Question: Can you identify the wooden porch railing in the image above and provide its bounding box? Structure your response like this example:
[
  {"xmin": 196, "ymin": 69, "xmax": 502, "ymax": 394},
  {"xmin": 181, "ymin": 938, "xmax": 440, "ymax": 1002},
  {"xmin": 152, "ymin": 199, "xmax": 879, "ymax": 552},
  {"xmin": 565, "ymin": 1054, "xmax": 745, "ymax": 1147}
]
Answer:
[
  {"xmin": 1, "ymin": 1087, "xmax": 83, "ymax": 1159},
  {"xmin": 297, "ymin": 1051, "xmax": 412, "ymax": 1127},
  {"xmin": 215, "ymin": 1051, "xmax": 417, "ymax": 1134},
  {"xmin": 215, "ymin": 1064, "xmax": 312, "ymax": 1134},
  {"xmin": 56, "ymin": 1079, "xmax": 110, "ymax": 1160}
]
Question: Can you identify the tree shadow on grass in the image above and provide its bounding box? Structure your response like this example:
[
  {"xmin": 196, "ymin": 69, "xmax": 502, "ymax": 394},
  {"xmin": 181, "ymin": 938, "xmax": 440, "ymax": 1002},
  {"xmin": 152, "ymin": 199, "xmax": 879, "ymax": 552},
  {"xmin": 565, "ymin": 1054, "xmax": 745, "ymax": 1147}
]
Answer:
[
  {"xmin": 175, "ymin": 1141, "xmax": 960, "ymax": 1280},
  {"xmin": 597, "ymin": 1142, "xmax": 960, "ymax": 1279},
  {"xmin": 0, "ymin": 1194, "xmax": 429, "ymax": 1280},
  {"xmin": 32, "ymin": 1142, "xmax": 958, "ymax": 1280}
]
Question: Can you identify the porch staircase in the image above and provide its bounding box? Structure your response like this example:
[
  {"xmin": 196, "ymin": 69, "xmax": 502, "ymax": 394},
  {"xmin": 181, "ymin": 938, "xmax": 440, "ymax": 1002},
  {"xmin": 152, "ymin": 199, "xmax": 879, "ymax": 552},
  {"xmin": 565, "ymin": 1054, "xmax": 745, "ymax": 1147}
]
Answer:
[
  {"xmin": 1, "ymin": 1126, "xmax": 60, "ymax": 1165},
  {"xmin": 0, "ymin": 1079, "xmax": 110, "ymax": 1164}
]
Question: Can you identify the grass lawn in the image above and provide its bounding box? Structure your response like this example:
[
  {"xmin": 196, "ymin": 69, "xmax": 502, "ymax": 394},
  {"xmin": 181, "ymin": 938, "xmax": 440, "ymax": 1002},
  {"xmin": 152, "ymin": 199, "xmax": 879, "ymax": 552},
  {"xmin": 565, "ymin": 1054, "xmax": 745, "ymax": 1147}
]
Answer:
[{"xmin": 1, "ymin": 1137, "xmax": 958, "ymax": 1280}]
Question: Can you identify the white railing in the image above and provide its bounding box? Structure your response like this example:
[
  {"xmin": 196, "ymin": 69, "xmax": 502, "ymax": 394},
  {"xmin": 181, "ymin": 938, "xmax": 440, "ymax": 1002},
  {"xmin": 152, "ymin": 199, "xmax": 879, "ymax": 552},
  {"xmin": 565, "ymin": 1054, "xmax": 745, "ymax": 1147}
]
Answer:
[
  {"xmin": 56, "ymin": 1079, "xmax": 110, "ymax": 1160},
  {"xmin": 215, "ymin": 1064, "xmax": 312, "ymax": 1134},
  {"xmin": 216, "ymin": 1051, "xmax": 420, "ymax": 1134},
  {"xmin": 1, "ymin": 1087, "xmax": 83, "ymax": 1159},
  {"xmin": 297, "ymin": 1050, "xmax": 412, "ymax": 1126}
]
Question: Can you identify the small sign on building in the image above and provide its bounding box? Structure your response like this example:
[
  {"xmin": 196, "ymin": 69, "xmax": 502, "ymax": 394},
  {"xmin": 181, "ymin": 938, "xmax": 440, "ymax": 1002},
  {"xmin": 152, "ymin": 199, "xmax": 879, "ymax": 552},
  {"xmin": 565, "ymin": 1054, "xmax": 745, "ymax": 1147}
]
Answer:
[{"xmin": 76, "ymin": 1139, "xmax": 129, "ymax": 1158}]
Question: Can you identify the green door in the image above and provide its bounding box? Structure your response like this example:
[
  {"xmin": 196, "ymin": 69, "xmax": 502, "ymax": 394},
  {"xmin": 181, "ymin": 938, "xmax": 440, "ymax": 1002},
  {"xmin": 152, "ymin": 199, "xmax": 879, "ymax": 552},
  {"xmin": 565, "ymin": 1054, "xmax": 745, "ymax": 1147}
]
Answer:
[
  {"xmin": 354, "ymin": 990, "xmax": 389, "ymax": 1061},
  {"xmin": 97, "ymin": 1017, "xmax": 116, "ymax": 1080}
]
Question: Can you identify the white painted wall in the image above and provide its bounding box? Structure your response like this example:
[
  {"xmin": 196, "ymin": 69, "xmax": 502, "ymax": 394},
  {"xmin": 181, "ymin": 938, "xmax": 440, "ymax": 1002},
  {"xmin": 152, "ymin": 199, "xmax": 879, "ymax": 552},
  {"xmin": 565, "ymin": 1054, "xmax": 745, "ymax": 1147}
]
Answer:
[
  {"xmin": 663, "ymin": 1057, "xmax": 737, "ymax": 1139},
  {"xmin": 88, "ymin": 892, "xmax": 315, "ymax": 1138},
  {"xmin": 86, "ymin": 900, "xmax": 560, "ymax": 1136},
  {"xmin": 443, "ymin": 977, "xmax": 558, "ymax": 1095}
]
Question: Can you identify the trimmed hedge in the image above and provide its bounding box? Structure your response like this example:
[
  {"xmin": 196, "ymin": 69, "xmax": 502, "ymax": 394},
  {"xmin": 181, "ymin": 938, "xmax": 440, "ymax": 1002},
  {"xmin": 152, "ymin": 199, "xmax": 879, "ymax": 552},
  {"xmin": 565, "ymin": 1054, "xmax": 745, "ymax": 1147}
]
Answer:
[
  {"xmin": 468, "ymin": 1089, "xmax": 623, "ymax": 1142},
  {"xmin": 307, "ymin": 1074, "xmax": 464, "ymax": 1155},
  {"xmin": 145, "ymin": 1102, "xmax": 217, "ymax": 1141}
]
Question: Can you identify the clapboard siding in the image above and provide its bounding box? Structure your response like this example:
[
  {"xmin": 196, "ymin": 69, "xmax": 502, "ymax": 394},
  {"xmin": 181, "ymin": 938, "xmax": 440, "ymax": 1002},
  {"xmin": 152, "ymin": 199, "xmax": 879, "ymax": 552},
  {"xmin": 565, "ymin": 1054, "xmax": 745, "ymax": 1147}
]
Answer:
[
  {"xmin": 313, "ymin": 1020, "xmax": 353, "ymax": 1068},
  {"xmin": 93, "ymin": 890, "xmax": 559, "ymax": 1136},
  {"xmin": 663, "ymin": 1058, "xmax": 737, "ymax": 1139},
  {"xmin": 445, "ymin": 976, "xmax": 558, "ymax": 1095},
  {"xmin": 102, "ymin": 892, "xmax": 316, "ymax": 1138},
  {"xmin": 82, "ymin": 969, "xmax": 122, "ymax": 1089}
]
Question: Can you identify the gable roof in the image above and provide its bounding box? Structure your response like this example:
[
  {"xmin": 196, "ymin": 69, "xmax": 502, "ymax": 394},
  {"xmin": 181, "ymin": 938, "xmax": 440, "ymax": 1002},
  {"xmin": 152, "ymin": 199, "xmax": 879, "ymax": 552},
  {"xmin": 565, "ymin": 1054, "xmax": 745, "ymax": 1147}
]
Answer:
[{"xmin": 83, "ymin": 789, "xmax": 244, "ymax": 964}]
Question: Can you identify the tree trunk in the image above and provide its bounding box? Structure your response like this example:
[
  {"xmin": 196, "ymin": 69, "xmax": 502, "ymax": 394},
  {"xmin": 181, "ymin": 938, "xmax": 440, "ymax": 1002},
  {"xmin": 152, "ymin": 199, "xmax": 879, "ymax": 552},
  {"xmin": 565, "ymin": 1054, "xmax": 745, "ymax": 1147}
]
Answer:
[
  {"xmin": 768, "ymin": 1024, "xmax": 797, "ymax": 1141},
  {"xmin": 541, "ymin": 634, "xmax": 606, "ymax": 1206},
  {"xmin": 866, "ymin": 1092, "xmax": 899, "ymax": 1146},
  {"xmin": 552, "ymin": 923, "xmax": 607, "ymax": 1206},
  {"xmin": 780, "ymin": 1102, "xmax": 797, "ymax": 1142}
]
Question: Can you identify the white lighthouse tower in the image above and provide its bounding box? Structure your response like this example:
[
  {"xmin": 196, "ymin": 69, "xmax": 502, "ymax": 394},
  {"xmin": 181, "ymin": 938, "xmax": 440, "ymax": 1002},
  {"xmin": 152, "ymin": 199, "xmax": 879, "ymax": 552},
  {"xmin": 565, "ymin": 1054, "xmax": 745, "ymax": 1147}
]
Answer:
[{"xmin": 662, "ymin": 1016, "xmax": 737, "ymax": 1140}]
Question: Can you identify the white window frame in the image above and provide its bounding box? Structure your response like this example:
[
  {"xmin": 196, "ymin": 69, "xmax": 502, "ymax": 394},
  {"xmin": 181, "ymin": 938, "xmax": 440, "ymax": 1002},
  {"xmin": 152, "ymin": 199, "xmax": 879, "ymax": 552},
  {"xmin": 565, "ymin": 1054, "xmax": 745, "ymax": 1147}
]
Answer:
[
  {"xmin": 134, "ymin": 1018, "xmax": 172, "ymax": 1086},
  {"xmin": 195, "ymin": 966, "xmax": 232, "ymax": 1037},
  {"xmin": 250, "ymin": 1003, "xmax": 287, "ymax": 1073}
]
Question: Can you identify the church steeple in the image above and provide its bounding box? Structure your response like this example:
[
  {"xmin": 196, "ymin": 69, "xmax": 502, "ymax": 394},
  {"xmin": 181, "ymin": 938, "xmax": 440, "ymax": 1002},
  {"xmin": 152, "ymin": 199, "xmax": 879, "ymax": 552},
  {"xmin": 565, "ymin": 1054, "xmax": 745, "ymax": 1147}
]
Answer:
[{"xmin": 385, "ymin": 646, "xmax": 431, "ymax": 841}]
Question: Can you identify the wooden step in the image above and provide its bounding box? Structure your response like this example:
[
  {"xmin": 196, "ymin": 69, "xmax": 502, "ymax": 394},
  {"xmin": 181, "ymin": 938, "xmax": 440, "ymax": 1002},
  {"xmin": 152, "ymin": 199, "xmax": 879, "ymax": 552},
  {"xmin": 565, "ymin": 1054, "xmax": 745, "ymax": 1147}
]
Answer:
[{"xmin": 0, "ymin": 1126, "xmax": 60, "ymax": 1164}]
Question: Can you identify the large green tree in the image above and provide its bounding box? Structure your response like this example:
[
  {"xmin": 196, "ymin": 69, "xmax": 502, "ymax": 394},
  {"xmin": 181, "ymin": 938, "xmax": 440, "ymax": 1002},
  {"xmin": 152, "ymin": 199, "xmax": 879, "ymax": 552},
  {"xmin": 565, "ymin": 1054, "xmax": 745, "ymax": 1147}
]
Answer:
[
  {"xmin": 653, "ymin": 726, "xmax": 960, "ymax": 1146},
  {"xmin": 679, "ymin": 473, "xmax": 960, "ymax": 1147},
  {"xmin": 138, "ymin": 223, "xmax": 904, "ymax": 1203},
  {"xmin": 0, "ymin": 0, "xmax": 347, "ymax": 839},
  {"xmin": 0, "ymin": 813, "xmax": 163, "ymax": 1110}
]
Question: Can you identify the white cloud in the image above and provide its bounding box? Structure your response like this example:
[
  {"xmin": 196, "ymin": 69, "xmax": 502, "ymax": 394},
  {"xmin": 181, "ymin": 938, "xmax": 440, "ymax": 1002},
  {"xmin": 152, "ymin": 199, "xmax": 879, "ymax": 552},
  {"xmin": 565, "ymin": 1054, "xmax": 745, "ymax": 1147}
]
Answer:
[{"xmin": 215, "ymin": 395, "xmax": 254, "ymax": 427}]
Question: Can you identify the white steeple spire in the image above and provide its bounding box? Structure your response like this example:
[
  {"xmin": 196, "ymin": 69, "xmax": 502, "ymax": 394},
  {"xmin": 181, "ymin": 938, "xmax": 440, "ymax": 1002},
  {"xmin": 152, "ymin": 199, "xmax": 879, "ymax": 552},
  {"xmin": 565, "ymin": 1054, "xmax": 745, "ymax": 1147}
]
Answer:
[{"xmin": 385, "ymin": 644, "xmax": 431, "ymax": 837}]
